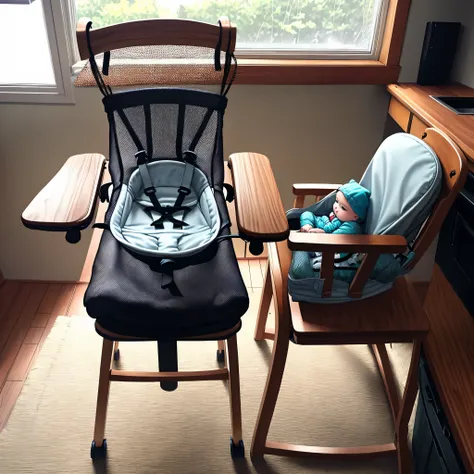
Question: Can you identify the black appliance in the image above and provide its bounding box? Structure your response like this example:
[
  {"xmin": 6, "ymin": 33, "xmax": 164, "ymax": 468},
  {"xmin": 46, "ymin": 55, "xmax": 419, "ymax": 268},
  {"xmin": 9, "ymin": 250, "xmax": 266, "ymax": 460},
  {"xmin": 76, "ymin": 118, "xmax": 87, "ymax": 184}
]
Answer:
[{"xmin": 417, "ymin": 22, "xmax": 461, "ymax": 86}]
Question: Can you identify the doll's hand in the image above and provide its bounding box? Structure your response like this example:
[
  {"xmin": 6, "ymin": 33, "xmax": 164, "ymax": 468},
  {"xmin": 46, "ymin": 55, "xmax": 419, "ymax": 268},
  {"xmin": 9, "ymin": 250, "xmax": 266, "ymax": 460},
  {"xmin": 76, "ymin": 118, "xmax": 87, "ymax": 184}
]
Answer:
[
  {"xmin": 300, "ymin": 224, "xmax": 313, "ymax": 233},
  {"xmin": 309, "ymin": 228, "xmax": 325, "ymax": 233}
]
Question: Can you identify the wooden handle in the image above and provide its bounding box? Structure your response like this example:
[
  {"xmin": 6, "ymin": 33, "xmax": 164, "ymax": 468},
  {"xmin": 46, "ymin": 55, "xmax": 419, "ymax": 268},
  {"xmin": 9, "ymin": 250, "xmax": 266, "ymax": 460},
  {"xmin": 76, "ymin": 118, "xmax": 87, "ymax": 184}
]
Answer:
[
  {"xmin": 288, "ymin": 231, "xmax": 407, "ymax": 253},
  {"xmin": 22, "ymin": 153, "xmax": 106, "ymax": 230},
  {"xmin": 229, "ymin": 152, "xmax": 289, "ymax": 241},
  {"xmin": 77, "ymin": 17, "xmax": 236, "ymax": 60},
  {"xmin": 292, "ymin": 183, "xmax": 342, "ymax": 196}
]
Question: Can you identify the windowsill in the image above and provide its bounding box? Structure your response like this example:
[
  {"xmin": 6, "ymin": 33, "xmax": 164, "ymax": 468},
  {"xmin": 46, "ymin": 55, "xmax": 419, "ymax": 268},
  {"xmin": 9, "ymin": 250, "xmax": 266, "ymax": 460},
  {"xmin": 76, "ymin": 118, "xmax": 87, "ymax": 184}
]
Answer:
[
  {"xmin": 234, "ymin": 59, "xmax": 400, "ymax": 85},
  {"xmin": 73, "ymin": 59, "xmax": 400, "ymax": 87}
]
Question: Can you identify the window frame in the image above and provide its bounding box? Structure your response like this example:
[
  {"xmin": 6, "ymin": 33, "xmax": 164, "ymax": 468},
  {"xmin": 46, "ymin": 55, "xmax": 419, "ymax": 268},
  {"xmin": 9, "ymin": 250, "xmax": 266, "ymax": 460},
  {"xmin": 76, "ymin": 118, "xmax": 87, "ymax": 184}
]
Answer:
[
  {"xmin": 232, "ymin": 0, "xmax": 411, "ymax": 84},
  {"xmin": 0, "ymin": 0, "xmax": 75, "ymax": 104},
  {"xmin": 72, "ymin": 0, "xmax": 410, "ymax": 86},
  {"xmin": 235, "ymin": 0, "xmax": 391, "ymax": 62}
]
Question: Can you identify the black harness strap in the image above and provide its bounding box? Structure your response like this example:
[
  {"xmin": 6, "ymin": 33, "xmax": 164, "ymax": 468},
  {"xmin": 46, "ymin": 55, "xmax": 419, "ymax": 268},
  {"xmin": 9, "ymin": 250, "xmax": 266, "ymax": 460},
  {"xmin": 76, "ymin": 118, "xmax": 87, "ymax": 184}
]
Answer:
[
  {"xmin": 220, "ymin": 25, "xmax": 237, "ymax": 96},
  {"xmin": 188, "ymin": 107, "xmax": 215, "ymax": 152},
  {"xmin": 144, "ymin": 104, "xmax": 153, "ymax": 160},
  {"xmin": 214, "ymin": 21, "xmax": 223, "ymax": 72},
  {"xmin": 223, "ymin": 53, "xmax": 238, "ymax": 96},
  {"xmin": 102, "ymin": 51, "xmax": 111, "ymax": 75},
  {"xmin": 176, "ymin": 104, "xmax": 185, "ymax": 160},
  {"xmin": 137, "ymin": 151, "xmax": 190, "ymax": 228},
  {"xmin": 85, "ymin": 22, "xmax": 112, "ymax": 98},
  {"xmin": 117, "ymin": 110, "xmax": 145, "ymax": 152}
]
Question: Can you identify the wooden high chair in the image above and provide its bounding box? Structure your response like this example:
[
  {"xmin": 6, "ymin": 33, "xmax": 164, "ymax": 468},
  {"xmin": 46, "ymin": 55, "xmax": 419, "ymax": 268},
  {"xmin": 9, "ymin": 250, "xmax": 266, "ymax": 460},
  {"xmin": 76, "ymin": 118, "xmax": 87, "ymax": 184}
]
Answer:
[
  {"xmin": 229, "ymin": 128, "xmax": 467, "ymax": 473},
  {"xmin": 22, "ymin": 16, "xmax": 246, "ymax": 460}
]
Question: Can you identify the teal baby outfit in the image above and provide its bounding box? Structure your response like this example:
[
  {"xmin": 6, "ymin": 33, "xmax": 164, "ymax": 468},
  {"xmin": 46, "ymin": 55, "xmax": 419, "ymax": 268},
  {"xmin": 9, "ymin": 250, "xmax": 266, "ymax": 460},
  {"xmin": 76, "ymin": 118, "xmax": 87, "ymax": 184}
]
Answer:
[
  {"xmin": 300, "ymin": 213, "xmax": 363, "ymax": 235},
  {"xmin": 300, "ymin": 180, "xmax": 371, "ymax": 235},
  {"xmin": 295, "ymin": 180, "xmax": 372, "ymax": 276}
]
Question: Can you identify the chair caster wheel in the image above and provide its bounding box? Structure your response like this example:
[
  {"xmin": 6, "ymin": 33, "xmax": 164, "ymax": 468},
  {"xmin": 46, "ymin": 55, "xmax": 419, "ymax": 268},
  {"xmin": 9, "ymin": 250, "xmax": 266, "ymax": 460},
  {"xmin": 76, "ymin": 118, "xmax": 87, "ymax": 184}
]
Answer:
[
  {"xmin": 249, "ymin": 240, "xmax": 264, "ymax": 256},
  {"xmin": 90, "ymin": 439, "xmax": 107, "ymax": 459},
  {"xmin": 113, "ymin": 349, "xmax": 120, "ymax": 361},
  {"xmin": 216, "ymin": 350, "xmax": 225, "ymax": 363},
  {"xmin": 66, "ymin": 229, "xmax": 81, "ymax": 244},
  {"xmin": 230, "ymin": 438, "xmax": 245, "ymax": 458}
]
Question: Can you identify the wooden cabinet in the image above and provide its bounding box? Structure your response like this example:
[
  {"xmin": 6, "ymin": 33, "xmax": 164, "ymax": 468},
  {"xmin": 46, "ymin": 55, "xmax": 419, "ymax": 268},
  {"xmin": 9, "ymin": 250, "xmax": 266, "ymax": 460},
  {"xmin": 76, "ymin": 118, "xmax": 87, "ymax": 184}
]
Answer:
[
  {"xmin": 387, "ymin": 83, "xmax": 474, "ymax": 474},
  {"xmin": 423, "ymin": 265, "xmax": 474, "ymax": 472},
  {"xmin": 410, "ymin": 115, "xmax": 428, "ymax": 140},
  {"xmin": 388, "ymin": 97, "xmax": 411, "ymax": 131},
  {"xmin": 388, "ymin": 97, "xmax": 429, "ymax": 139}
]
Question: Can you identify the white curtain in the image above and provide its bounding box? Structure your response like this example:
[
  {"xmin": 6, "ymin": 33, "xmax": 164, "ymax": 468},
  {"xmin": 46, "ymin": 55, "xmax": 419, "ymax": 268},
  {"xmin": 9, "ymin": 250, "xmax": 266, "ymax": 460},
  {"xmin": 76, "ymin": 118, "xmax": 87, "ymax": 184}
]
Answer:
[{"xmin": 61, "ymin": 0, "xmax": 80, "ymax": 66}]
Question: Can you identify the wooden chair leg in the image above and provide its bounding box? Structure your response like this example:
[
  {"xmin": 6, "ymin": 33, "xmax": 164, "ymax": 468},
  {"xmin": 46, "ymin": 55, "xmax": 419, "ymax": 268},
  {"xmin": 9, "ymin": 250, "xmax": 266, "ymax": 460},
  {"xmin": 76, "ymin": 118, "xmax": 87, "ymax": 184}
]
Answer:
[
  {"xmin": 217, "ymin": 340, "xmax": 226, "ymax": 366},
  {"xmin": 372, "ymin": 343, "xmax": 400, "ymax": 422},
  {"xmin": 93, "ymin": 338, "xmax": 114, "ymax": 447},
  {"xmin": 396, "ymin": 340, "xmax": 422, "ymax": 474},
  {"xmin": 226, "ymin": 334, "xmax": 243, "ymax": 445},
  {"xmin": 113, "ymin": 341, "xmax": 120, "ymax": 361},
  {"xmin": 255, "ymin": 261, "xmax": 272, "ymax": 341},
  {"xmin": 251, "ymin": 320, "xmax": 290, "ymax": 457}
]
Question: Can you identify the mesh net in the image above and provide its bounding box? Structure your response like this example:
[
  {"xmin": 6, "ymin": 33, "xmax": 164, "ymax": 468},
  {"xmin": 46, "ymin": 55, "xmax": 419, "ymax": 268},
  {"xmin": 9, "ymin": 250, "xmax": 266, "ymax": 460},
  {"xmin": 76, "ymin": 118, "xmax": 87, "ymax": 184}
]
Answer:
[
  {"xmin": 102, "ymin": 89, "xmax": 226, "ymax": 225},
  {"xmin": 74, "ymin": 45, "xmax": 235, "ymax": 87}
]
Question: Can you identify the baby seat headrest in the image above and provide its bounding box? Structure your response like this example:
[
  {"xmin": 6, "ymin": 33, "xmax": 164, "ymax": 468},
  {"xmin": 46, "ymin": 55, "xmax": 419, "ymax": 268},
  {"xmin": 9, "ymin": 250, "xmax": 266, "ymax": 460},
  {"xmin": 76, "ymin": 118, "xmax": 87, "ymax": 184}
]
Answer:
[
  {"xmin": 287, "ymin": 133, "xmax": 442, "ymax": 244},
  {"xmin": 361, "ymin": 133, "xmax": 442, "ymax": 242}
]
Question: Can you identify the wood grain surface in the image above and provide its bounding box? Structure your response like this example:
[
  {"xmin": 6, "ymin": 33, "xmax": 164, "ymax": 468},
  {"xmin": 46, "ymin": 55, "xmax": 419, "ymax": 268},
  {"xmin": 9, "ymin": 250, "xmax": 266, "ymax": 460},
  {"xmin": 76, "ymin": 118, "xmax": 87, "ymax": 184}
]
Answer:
[
  {"xmin": 77, "ymin": 17, "xmax": 236, "ymax": 60},
  {"xmin": 388, "ymin": 83, "xmax": 474, "ymax": 162},
  {"xmin": 290, "ymin": 276, "xmax": 429, "ymax": 345},
  {"xmin": 407, "ymin": 128, "xmax": 467, "ymax": 270},
  {"xmin": 388, "ymin": 97, "xmax": 411, "ymax": 130},
  {"xmin": 229, "ymin": 152, "xmax": 289, "ymax": 241},
  {"xmin": 22, "ymin": 154, "xmax": 105, "ymax": 230},
  {"xmin": 288, "ymin": 231, "xmax": 407, "ymax": 253},
  {"xmin": 292, "ymin": 183, "xmax": 341, "ymax": 196},
  {"xmin": 409, "ymin": 114, "xmax": 427, "ymax": 139},
  {"xmin": 379, "ymin": 0, "xmax": 412, "ymax": 67},
  {"xmin": 423, "ymin": 265, "xmax": 474, "ymax": 473}
]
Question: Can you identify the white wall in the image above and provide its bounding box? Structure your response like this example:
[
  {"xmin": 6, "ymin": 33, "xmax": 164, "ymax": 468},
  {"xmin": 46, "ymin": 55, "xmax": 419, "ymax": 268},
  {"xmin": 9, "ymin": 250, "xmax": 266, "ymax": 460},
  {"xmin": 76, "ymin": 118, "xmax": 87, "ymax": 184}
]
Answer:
[
  {"xmin": 453, "ymin": 2, "xmax": 474, "ymax": 87},
  {"xmin": 0, "ymin": 0, "xmax": 468, "ymax": 281}
]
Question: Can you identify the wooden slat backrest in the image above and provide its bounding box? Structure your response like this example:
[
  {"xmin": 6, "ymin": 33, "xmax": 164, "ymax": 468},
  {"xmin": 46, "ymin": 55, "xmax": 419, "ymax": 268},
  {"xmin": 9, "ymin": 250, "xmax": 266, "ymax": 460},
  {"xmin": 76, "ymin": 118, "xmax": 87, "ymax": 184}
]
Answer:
[
  {"xmin": 406, "ymin": 127, "xmax": 468, "ymax": 270},
  {"xmin": 76, "ymin": 16, "xmax": 236, "ymax": 60}
]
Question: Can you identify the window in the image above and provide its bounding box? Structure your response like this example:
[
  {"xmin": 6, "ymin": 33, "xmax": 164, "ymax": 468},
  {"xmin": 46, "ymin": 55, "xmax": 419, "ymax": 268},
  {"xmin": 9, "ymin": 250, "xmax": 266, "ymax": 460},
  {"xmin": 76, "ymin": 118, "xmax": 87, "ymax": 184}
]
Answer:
[
  {"xmin": 76, "ymin": 0, "xmax": 389, "ymax": 59},
  {"xmin": 0, "ymin": 0, "xmax": 74, "ymax": 103}
]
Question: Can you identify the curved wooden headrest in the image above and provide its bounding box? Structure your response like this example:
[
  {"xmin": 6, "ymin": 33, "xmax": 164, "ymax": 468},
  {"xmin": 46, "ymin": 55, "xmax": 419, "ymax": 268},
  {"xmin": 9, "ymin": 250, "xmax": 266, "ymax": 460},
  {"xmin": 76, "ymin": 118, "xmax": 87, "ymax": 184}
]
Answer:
[{"xmin": 76, "ymin": 16, "xmax": 236, "ymax": 60}]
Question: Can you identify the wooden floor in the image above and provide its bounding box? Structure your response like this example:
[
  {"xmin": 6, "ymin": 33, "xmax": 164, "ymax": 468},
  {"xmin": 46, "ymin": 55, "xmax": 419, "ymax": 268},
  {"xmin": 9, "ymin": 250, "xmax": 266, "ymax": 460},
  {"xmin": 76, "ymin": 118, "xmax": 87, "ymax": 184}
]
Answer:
[
  {"xmin": 0, "ymin": 259, "xmax": 267, "ymax": 433},
  {"xmin": 0, "ymin": 255, "xmax": 427, "ymax": 434}
]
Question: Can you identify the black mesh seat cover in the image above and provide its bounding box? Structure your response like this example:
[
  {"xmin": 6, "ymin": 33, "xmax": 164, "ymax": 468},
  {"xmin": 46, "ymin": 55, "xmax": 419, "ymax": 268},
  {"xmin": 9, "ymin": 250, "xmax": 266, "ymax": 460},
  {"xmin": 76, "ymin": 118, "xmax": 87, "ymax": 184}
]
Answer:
[
  {"xmin": 84, "ymin": 87, "xmax": 249, "ymax": 338},
  {"xmin": 85, "ymin": 194, "xmax": 248, "ymax": 338}
]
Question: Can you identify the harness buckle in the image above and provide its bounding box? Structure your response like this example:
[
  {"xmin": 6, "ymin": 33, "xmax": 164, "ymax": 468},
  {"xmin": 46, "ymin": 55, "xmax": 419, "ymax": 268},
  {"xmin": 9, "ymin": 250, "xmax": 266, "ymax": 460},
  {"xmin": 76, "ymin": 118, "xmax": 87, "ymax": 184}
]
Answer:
[
  {"xmin": 144, "ymin": 186, "xmax": 156, "ymax": 196},
  {"xmin": 183, "ymin": 151, "xmax": 197, "ymax": 164},
  {"xmin": 178, "ymin": 186, "xmax": 191, "ymax": 196},
  {"xmin": 135, "ymin": 150, "xmax": 148, "ymax": 165}
]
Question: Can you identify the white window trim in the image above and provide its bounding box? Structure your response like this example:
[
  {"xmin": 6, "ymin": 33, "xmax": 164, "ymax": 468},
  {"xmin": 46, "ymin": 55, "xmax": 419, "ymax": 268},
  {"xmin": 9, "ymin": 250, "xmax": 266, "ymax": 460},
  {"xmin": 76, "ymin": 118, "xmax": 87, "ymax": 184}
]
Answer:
[
  {"xmin": 68, "ymin": 0, "xmax": 389, "ymax": 63},
  {"xmin": 0, "ymin": 0, "xmax": 75, "ymax": 104},
  {"xmin": 236, "ymin": 0, "xmax": 389, "ymax": 60}
]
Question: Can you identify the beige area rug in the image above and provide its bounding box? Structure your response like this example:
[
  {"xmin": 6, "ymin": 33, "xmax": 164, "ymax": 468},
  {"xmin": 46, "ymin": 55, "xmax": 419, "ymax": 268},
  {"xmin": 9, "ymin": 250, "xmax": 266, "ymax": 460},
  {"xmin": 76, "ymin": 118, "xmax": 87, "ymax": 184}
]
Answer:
[{"xmin": 0, "ymin": 289, "xmax": 415, "ymax": 474}]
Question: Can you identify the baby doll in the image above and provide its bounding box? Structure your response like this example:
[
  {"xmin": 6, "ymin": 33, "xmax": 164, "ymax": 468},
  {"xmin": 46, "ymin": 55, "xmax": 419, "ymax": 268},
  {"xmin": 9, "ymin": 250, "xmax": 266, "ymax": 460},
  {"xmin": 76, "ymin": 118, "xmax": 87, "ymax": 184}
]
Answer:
[
  {"xmin": 300, "ymin": 180, "xmax": 371, "ymax": 236},
  {"xmin": 299, "ymin": 180, "xmax": 371, "ymax": 271}
]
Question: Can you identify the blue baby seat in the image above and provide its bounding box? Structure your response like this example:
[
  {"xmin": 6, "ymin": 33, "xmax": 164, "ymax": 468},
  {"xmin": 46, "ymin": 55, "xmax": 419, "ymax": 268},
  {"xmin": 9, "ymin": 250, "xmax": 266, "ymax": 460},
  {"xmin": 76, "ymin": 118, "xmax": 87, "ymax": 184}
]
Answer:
[{"xmin": 287, "ymin": 133, "xmax": 442, "ymax": 303}]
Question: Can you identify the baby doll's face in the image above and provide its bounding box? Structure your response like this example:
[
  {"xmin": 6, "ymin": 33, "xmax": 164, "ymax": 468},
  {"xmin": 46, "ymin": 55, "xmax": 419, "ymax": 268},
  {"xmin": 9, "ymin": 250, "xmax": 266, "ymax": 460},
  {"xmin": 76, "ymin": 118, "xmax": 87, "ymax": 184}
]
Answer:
[{"xmin": 333, "ymin": 191, "xmax": 359, "ymax": 222}]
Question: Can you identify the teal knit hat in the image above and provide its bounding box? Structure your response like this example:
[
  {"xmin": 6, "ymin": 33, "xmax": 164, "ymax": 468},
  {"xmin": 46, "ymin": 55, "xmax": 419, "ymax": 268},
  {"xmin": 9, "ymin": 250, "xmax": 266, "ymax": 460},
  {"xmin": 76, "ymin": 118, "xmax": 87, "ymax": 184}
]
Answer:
[{"xmin": 338, "ymin": 179, "xmax": 371, "ymax": 221}]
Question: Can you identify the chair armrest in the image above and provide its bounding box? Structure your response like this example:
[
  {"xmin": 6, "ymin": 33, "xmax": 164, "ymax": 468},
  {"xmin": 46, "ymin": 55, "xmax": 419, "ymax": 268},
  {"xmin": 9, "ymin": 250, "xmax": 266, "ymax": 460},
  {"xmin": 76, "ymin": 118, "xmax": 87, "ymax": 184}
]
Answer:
[
  {"xmin": 292, "ymin": 183, "xmax": 342, "ymax": 196},
  {"xmin": 22, "ymin": 153, "xmax": 106, "ymax": 231},
  {"xmin": 229, "ymin": 152, "xmax": 289, "ymax": 241},
  {"xmin": 288, "ymin": 231, "xmax": 407, "ymax": 298},
  {"xmin": 288, "ymin": 231, "xmax": 407, "ymax": 253}
]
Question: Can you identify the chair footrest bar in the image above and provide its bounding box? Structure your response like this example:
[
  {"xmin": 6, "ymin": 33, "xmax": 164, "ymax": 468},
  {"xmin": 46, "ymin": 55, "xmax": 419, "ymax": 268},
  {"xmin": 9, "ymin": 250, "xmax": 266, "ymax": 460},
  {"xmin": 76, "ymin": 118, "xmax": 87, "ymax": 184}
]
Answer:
[
  {"xmin": 265, "ymin": 441, "xmax": 397, "ymax": 458},
  {"xmin": 263, "ymin": 329, "xmax": 275, "ymax": 340},
  {"xmin": 110, "ymin": 368, "xmax": 229, "ymax": 382}
]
